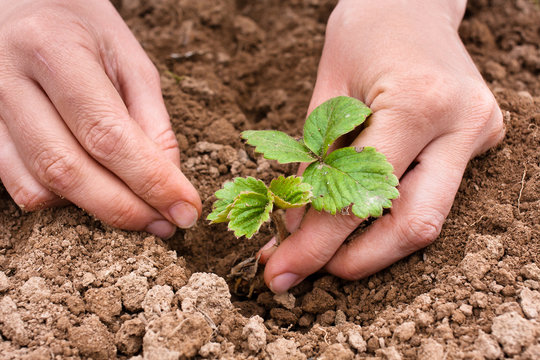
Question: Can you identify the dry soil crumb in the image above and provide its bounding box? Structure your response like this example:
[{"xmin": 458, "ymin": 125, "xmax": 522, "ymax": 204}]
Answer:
[{"xmin": 0, "ymin": 0, "xmax": 539, "ymax": 359}]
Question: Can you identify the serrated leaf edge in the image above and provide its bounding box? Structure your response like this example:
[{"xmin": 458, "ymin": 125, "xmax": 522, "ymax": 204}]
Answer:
[
  {"xmin": 269, "ymin": 175, "xmax": 313, "ymax": 209},
  {"xmin": 304, "ymin": 146, "xmax": 399, "ymax": 218},
  {"xmin": 228, "ymin": 190, "xmax": 274, "ymax": 239},
  {"xmin": 241, "ymin": 130, "xmax": 317, "ymax": 164}
]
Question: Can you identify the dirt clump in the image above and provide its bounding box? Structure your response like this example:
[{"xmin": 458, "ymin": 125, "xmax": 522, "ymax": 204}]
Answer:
[
  {"xmin": 0, "ymin": 0, "xmax": 539, "ymax": 358},
  {"xmin": 142, "ymin": 311, "xmax": 213, "ymax": 359},
  {"xmin": 68, "ymin": 315, "xmax": 116, "ymax": 359}
]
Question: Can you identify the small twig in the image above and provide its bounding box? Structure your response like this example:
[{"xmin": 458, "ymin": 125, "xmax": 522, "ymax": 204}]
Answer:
[
  {"xmin": 165, "ymin": 70, "xmax": 184, "ymax": 83},
  {"xmin": 314, "ymin": 324, "xmax": 329, "ymax": 345},
  {"xmin": 271, "ymin": 210, "xmax": 289, "ymax": 245},
  {"xmin": 194, "ymin": 306, "xmax": 217, "ymax": 332},
  {"xmin": 469, "ymin": 215, "xmax": 487, "ymax": 227},
  {"xmin": 141, "ymin": 254, "xmax": 157, "ymax": 266},
  {"xmin": 517, "ymin": 165, "xmax": 527, "ymax": 213},
  {"xmin": 171, "ymin": 317, "xmax": 189, "ymax": 335}
]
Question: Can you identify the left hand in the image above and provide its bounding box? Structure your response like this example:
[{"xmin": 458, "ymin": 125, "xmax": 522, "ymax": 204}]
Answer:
[{"xmin": 258, "ymin": 0, "xmax": 505, "ymax": 293}]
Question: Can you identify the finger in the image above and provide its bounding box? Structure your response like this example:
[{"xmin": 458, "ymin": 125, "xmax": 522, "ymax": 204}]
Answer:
[
  {"xmin": 0, "ymin": 118, "xmax": 66, "ymax": 210},
  {"xmin": 0, "ymin": 78, "xmax": 176, "ymax": 238},
  {"xmin": 325, "ymin": 133, "xmax": 469, "ymax": 279},
  {"xmin": 24, "ymin": 41, "xmax": 201, "ymax": 228},
  {"xmin": 263, "ymin": 98, "xmax": 440, "ymax": 293},
  {"xmin": 264, "ymin": 208, "xmax": 363, "ymax": 293},
  {"xmin": 104, "ymin": 18, "xmax": 181, "ymax": 167}
]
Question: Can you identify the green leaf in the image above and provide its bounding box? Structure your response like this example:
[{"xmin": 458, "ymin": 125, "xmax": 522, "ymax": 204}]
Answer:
[
  {"xmin": 303, "ymin": 96, "xmax": 372, "ymax": 158},
  {"xmin": 242, "ymin": 130, "xmax": 316, "ymax": 163},
  {"xmin": 207, "ymin": 177, "xmax": 268, "ymax": 223},
  {"xmin": 269, "ymin": 175, "xmax": 312, "ymax": 209},
  {"xmin": 228, "ymin": 192, "xmax": 273, "ymax": 238},
  {"xmin": 303, "ymin": 147, "xmax": 399, "ymax": 218}
]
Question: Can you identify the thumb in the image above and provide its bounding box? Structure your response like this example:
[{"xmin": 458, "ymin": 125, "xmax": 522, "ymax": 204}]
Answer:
[
  {"xmin": 262, "ymin": 79, "xmax": 358, "ymax": 292},
  {"xmin": 263, "ymin": 206, "xmax": 362, "ymax": 293}
]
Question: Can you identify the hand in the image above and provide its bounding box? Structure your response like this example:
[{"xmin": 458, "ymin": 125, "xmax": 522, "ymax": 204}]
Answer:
[
  {"xmin": 259, "ymin": 0, "xmax": 505, "ymax": 293},
  {"xmin": 0, "ymin": 0, "xmax": 201, "ymax": 238}
]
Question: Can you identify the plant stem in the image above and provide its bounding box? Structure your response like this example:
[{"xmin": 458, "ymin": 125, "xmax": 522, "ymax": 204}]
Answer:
[{"xmin": 270, "ymin": 210, "xmax": 288, "ymax": 245}]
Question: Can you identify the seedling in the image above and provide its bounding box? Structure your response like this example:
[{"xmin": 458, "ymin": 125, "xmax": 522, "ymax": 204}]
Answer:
[
  {"xmin": 208, "ymin": 96, "xmax": 399, "ymax": 294},
  {"xmin": 209, "ymin": 95, "xmax": 399, "ymax": 236}
]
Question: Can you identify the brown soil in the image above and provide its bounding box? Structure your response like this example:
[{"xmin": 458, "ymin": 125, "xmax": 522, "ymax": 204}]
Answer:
[{"xmin": 1, "ymin": 0, "xmax": 539, "ymax": 359}]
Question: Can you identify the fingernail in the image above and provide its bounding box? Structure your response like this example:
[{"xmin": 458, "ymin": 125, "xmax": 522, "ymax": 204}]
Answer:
[
  {"xmin": 169, "ymin": 202, "xmax": 199, "ymax": 229},
  {"xmin": 269, "ymin": 273, "xmax": 300, "ymax": 294},
  {"xmin": 145, "ymin": 220, "xmax": 176, "ymax": 239},
  {"xmin": 257, "ymin": 237, "xmax": 278, "ymax": 264},
  {"xmin": 261, "ymin": 237, "xmax": 277, "ymax": 251}
]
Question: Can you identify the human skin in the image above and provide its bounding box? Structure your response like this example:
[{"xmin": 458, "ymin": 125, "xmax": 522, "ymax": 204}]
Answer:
[
  {"xmin": 0, "ymin": 0, "xmax": 201, "ymax": 238},
  {"xmin": 0, "ymin": 0, "xmax": 504, "ymax": 291},
  {"xmin": 259, "ymin": 0, "xmax": 505, "ymax": 293}
]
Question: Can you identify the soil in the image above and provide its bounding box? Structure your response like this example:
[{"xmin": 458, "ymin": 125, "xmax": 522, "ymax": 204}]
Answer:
[{"xmin": 1, "ymin": 0, "xmax": 539, "ymax": 359}]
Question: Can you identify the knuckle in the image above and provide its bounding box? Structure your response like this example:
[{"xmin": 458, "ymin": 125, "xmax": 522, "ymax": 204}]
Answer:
[
  {"xmin": 377, "ymin": 73, "xmax": 457, "ymax": 133},
  {"xmin": 6, "ymin": 8, "xmax": 94, "ymax": 72},
  {"xmin": 458, "ymin": 83, "xmax": 506, "ymax": 147},
  {"xmin": 154, "ymin": 128, "xmax": 179, "ymax": 154},
  {"xmin": 486, "ymin": 106, "xmax": 506, "ymax": 145},
  {"xmin": 140, "ymin": 62, "xmax": 162, "ymax": 89},
  {"xmin": 8, "ymin": 13, "xmax": 50, "ymax": 40},
  {"xmin": 301, "ymin": 239, "xmax": 335, "ymax": 269},
  {"xmin": 137, "ymin": 166, "xmax": 171, "ymax": 201},
  {"xmin": 9, "ymin": 13, "xmax": 61, "ymax": 55},
  {"xmin": 334, "ymin": 212, "xmax": 363, "ymax": 232},
  {"xmin": 399, "ymin": 211, "xmax": 445, "ymax": 252},
  {"xmin": 105, "ymin": 197, "xmax": 140, "ymax": 229},
  {"xmin": 464, "ymin": 85, "xmax": 498, "ymax": 127},
  {"xmin": 82, "ymin": 120, "xmax": 127, "ymax": 162},
  {"xmin": 334, "ymin": 261, "xmax": 363, "ymax": 281},
  {"xmin": 34, "ymin": 150, "xmax": 80, "ymax": 194}
]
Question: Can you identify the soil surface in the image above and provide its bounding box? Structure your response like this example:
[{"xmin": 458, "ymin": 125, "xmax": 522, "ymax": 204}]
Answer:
[{"xmin": 1, "ymin": 0, "xmax": 539, "ymax": 359}]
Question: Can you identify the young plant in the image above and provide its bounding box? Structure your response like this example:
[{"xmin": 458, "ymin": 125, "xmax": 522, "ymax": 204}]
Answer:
[{"xmin": 208, "ymin": 96, "xmax": 399, "ymax": 240}]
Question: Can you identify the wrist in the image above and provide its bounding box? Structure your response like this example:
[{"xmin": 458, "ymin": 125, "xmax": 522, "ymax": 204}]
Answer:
[{"xmin": 334, "ymin": 0, "xmax": 466, "ymax": 30}]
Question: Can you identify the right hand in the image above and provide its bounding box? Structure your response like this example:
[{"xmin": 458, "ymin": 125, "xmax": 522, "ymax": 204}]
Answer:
[
  {"xmin": 258, "ymin": 0, "xmax": 504, "ymax": 293},
  {"xmin": 0, "ymin": 0, "xmax": 201, "ymax": 238}
]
